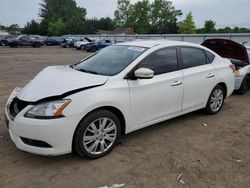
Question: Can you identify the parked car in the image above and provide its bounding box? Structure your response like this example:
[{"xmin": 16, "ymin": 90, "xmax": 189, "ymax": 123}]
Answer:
[
  {"xmin": 0, "ymin": 35, "xmax": 15, "ymax": 46},
  {"xmin": 74, "ymin": 37, "xmax": 93, "ymax": 50},
  {"xmin": 44, "ymin": 37, "xmax": 60, "ymax": 46},
  {"xmin": 202, "ymin": 39, "xmax": 250, "ymax": 94},
  {"xmin": 85, "ymin": 39, "xmax": 112, "ymax": 52},
  {"xmin": 60, "ymin": 37, "xmax": 77, "ymax": 48},
  {"xmin": 8, "ymin": 35, "xmax": 44, "ymax": 48},
  {"xmin": 5, "ymin": 40, "xmax": 235, "ymax": 159}
]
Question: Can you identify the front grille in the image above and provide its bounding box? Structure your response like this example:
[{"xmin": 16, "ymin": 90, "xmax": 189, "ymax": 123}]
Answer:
[
  {"xmin": 9, "ymin": 98, "xmax": 30, "ymax": 119},
  {"xmin": 20, "ymin": 137, "xmax": 52, "ymax": 148}
]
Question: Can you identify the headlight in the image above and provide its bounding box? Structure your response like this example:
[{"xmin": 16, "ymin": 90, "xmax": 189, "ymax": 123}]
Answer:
[{"xmin": 25, "ymin": 99, "xmax": 71, "ymax": 119}]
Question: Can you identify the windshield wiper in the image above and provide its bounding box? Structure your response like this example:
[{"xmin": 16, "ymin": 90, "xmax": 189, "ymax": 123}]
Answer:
[{"xmin": 77, "ymin": 68, "xmax": 99, "ymax": 75}]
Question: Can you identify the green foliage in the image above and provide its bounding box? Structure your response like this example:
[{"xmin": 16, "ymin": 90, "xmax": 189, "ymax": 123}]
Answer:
[
  {"xmin": 21, "ymin": 0, "xmax": 115, "ymax": 35},
  {"xmin": 39, "ymin": 0, "xmax": 86, "ymax": 35},
  {"xmin": 48, "ymin": 18, "xmax": 66, "ymax": 36},
  {"xmin": 80, "ymin": 18, "xmax": 116, "ymax": 34},
  {"xmin": 196, "ymin": 19, "xmax": 250, "ymax": 34},
  {"xmin": 114, "ymin": 0, "xmax": 131, "ymax": 27},
  {"xmin": 22, "ymin": 20, "xmax": 39, "ymax": 34},
  {"xmin": 12, "ymin": 0, "xmax": 250, "ymax": 35},
  {"xmin": 204, "ymin": 20, "xmax": 216, "ymax": 33},
  {"xmin": 216, "ymin": 27, "xmax": 250, "ymax": 33},
  {"xmin": 196, "ymin": 19, "xmax": 216, "ymax": 33},
  {"xmin": 128, "ymin": 0, "xmax": 151, "ymax": 34},
  {"xmin": 114, "ymin": 0, "xmax": 182, "ymax": 34},
  {"xmin": 149, "ymin": 0, "xmax": 182, "ymax": 34},
  {"xmin": 178, "ymin": 12, "xmax": 196, "ymax": 34}
]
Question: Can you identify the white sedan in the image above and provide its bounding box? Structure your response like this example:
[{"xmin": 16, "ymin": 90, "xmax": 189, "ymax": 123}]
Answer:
[{"xmin": 5, "ymin": 40, "xmax": 235, "ymax": 159}]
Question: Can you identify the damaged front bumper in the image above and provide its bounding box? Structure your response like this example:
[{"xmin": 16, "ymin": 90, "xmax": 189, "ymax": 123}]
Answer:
[{"xmin": 5, "ymin": 88, "xmax": 80, "ymax": 156}]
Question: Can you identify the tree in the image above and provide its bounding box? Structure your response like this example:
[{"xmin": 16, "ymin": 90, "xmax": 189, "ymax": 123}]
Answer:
[
  {"xmin": 114, "ymin": 0, "xmax": 131, "ymax": 27},
  {"xmin": 149, "ymin": 0, "xmax": 182, "ymax": 34},
  {"xmin": 128, "ymin": 0, "xmax": 151, "ymax": 34},
  {"xmin": 97, "ymin": 17, "xmax": 115, "ymax": 31},
  {"xmin": 203, "ymin": 20, "xmax": 216, "ymax": 33},
  {"xmin": 48, "ymin": 18, "xmax": 66, "ymax": 36},
  {"xmin": 39, "ymin": 0, "xmax": 86, "ymax": 35},
  {"xmin": 22, "ymin": 20, "xmax": 39, "ymax": 34},
  {"xmin": 114, "ymin": 0, "xmax": 182, "ymax": 34},
  {"xmin": 178, "ymin": 12, "xmax": 196, "ymax": 34}
]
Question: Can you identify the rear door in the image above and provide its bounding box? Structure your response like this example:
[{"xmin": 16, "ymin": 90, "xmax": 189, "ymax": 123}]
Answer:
[
  {"xmin": 180, "ymin": 47, "xmax": 216, "ymax": 111},
  {"xmin": 128, "ymin": 47, "xmax": 183, "ymax": 128}
]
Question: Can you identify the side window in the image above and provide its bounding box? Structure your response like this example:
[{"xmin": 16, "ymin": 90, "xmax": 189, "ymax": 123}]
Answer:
[
  {"xmin": 204, "ymin": 50, "xmax": 215, "ymax": 63},
  {"xmin": 138, "ymin": 48, "xmax": 178, "ymax": 75},
  {"xmin": 181, "ymin": 47, "xmax": 207, "ymax": 69}
]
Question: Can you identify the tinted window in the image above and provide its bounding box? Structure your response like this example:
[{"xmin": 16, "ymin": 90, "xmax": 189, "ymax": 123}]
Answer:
[
  {"xmin": 204, "ymin": 50, "xmax": 215, "ymax": 63},
  {"xmin": 181, "ymin": 47, "xmax": 207, "ymax": 69},
  {"xmin": 138, "ymin": 48, "xmax": 178, "ymax": 75}
]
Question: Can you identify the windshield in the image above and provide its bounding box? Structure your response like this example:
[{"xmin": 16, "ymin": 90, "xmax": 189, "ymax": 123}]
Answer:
[{"xmin": 72, "ymin": 45, "xmax": 147, "ymax": 76}]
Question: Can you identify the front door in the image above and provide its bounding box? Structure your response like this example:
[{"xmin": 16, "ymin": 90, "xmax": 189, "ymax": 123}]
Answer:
[{"xmin": 128, "ymin": 47, "xmax": 183, "ymax": 130}]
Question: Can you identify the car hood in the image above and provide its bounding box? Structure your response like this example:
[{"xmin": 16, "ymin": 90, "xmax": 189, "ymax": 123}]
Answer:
[
  {"xmin": 201, "ymin": 39, "xmax": 249, "ymax": 64},
  {"xmin": 17, "ymin": 66, "xmax": 109, "ymax": 102}
]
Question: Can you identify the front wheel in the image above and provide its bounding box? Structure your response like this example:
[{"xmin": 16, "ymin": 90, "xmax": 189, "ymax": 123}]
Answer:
[
  {"xmin": 205, "ymin": 85, "xmax": 225, "ymax": 114},
  {"xmin": 73, "ymin": 110, "xmax": 121, "ymax": 159}
]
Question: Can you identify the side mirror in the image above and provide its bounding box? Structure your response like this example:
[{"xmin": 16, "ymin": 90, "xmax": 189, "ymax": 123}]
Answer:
[{"xmin": 134, "ymin": 68, "xmax": 154, "ymax": 79}]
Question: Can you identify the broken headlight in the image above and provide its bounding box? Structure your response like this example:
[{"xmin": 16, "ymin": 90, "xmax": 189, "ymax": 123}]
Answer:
[{"xmin": 25, "ymin": 99, "xmax": 71, "ymax": 119}]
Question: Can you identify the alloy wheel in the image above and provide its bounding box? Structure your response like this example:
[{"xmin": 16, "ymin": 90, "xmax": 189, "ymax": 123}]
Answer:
[
  {"xmin": 210, "ymin": 88, "xmax": 224, "ymax": 112},
  {"xmin": 83, "ymin": 118, "xmax": 117, "ymax": 155}
]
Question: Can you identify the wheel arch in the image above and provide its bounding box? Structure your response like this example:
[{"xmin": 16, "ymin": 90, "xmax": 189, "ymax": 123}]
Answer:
[
  {"xmin": 72, "ymin": 105, "xmax": 126, "ymax": 153},
  {"xmin": 72, "ymin": 106, "xmax": 126, "ymax": 149},
  {"xmin": 217, "ymin": 82, "xmax": 227, "ymax": 98}
]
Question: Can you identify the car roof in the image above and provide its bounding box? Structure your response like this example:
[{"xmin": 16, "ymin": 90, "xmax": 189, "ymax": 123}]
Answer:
[{"xmin": 115, "ymin": 39, "xmax": 199, "ymax": 48}]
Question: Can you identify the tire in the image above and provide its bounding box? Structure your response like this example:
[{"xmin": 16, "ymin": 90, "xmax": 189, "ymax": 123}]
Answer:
[
  {"xmin": 90, "ymin": 46, "xmax": 97, "ymax": 52},
  {"xmin": 34, "ymin": 42, "xmax": 42, "ymax": 48},
  {"xmin": 80, "ymin": 45, "xmax": 85, "ymax": 50},
  {"xmin": 236, "ymin": 76, "xmax": 249, "ymax": 95},
  {"xmin": 204, "ymin": 85, "xmax": 225, "ymax": 115},
  {"xmin": 10, "ymin": 43, "xmax": 18, "ymax": 48},
  {"xmin": 73, "ymin": 109, "xmax": 121, "ymax": 159}
]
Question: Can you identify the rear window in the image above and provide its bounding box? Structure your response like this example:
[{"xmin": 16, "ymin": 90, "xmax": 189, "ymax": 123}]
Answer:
[
  {"xmin": 204, "ymin": 50, "xmax": 215, "ymax": 63},
  {"xmin": 181, "ymin": 47, "xmax": 207, "ymax": 69}
]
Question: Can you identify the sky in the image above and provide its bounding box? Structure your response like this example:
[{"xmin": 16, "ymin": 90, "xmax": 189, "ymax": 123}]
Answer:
[{"xmin": 0, "ymin": 0, "xmax": 250, "ymax": 28}]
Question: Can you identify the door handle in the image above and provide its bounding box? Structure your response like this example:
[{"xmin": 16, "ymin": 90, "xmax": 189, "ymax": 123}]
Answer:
[
  {"xmin": 171, "ymin": 81, "xmax": 182, "ymax": 86},
  {"xmin": 206, "ymin": 73, "xmax": 215, "ymax": 78}
]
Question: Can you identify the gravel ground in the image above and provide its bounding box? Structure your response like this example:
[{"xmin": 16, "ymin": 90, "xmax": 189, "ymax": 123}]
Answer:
[{"xmin": 0, "ymin": 46, "xmax": 250, "ymax": 188}]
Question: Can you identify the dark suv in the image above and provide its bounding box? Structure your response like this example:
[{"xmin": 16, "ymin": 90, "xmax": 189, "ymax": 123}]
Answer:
[{"xmin": 8, "ymin": 35, "xmax": 44, "ymax": 48}]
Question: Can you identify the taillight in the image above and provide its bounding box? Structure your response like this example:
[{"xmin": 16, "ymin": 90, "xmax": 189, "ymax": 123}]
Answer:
[{"xmin": 229, "ymin": 64, "xmax": 236, "ymax": 72}]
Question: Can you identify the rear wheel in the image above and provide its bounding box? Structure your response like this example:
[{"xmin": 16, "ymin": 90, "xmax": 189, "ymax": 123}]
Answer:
[
  {"xmin": 10, "ymin": 42, "xmax": 18, "ymax": 48},
  {"xmin": 80, "ymin": 45, "xmax": 85, "ymax": 50},
  {"xmin": 205, "ymin": 85, "xmax": 225, "ymax": 114},
  {"xmin": 90, "ymin": 46, "xmax": 97, "ymax": 52},
  {"xmin": 73, "ymin": 110, "xmax": 121, "ymax": 159},
  {"xmin": 236, "ymin": 76, "xmax": 249, "ymax": 95}
]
